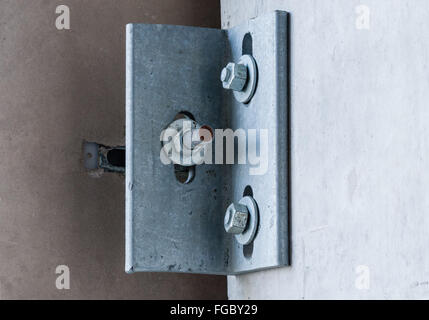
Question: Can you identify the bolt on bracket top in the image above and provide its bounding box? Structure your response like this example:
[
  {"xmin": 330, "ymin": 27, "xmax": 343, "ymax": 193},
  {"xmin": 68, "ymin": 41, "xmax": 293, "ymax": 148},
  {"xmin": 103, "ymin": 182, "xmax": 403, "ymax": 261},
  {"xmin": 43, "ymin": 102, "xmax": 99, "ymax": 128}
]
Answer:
[
  {"xmin": 126, "ymin": 11, "xmax": 289, "ymax": 275},
  {"xmin": 221, "ymin": 55, "xmax": 258, "ymax": 103}
]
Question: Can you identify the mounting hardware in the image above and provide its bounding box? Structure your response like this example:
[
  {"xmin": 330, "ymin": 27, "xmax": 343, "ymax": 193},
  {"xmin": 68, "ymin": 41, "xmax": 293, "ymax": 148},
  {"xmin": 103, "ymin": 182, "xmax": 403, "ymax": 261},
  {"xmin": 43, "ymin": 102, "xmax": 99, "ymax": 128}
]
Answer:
[
  {"xmin": 225, "ymin": 196, "xmax": 259, "ymax": 246},
  {"xmin": 126, "ymin": 11, "xmax": 289, "ymax": 275},
  {"xmin": 84, "ymin": 142, "xmax": 125, "ymax": 173},
  {"xmin": 221, "ymin": 55, "xmax": 258, "ymax": 103},
  {"xmin": 221, "ymin": 62, "xmax": 247, "ymax": 91},
  {"xmin": 234, "ymin": 55, "xmax": 258, "ymax": 103},
  {"xmin": 224, "ymin": 202, "xmax": 249, "ymax": 234},
  {"xmin": 236, "ymin": 196, "xmax": 259, "ymax": 245},
  {"xmin": 161, "ymin": 114, "xmax": 213, "ymax": 167}
]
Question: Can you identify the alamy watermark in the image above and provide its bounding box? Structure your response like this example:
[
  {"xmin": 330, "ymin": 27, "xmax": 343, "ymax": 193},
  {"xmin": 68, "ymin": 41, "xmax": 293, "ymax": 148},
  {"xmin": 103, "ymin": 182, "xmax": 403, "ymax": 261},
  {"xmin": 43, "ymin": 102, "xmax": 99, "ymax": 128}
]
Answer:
[
  {"xmin": 355, "ymin": 5, "xmax": 370, "ymax": 30},
  {"xmin": 55, "ymin": 5, "xmax": 70, "ymax": 30},
  {"xmin": 55, "ymin": 265, "xmax": 70, "ymax": 290},
  {"xmin": 160, "ymin": 119, "xmax": 269, "ymax": 176},
  {"xmin": 355, "ymin": 265, "xmax": 370, "ymax": 290}
]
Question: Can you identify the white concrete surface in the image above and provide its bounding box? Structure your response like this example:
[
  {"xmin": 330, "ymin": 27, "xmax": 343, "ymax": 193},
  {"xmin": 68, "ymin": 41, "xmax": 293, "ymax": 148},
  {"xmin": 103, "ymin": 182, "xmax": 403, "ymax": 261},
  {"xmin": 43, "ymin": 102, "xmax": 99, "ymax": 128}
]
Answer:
[{"xmin": 222, "ymin": 0, "xmax": 429, "ymax": 299}]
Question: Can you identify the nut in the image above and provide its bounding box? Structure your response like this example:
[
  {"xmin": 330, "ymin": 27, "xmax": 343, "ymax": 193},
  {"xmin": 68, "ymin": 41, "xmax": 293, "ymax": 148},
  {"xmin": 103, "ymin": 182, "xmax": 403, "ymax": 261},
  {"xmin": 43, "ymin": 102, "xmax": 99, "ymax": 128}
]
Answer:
[
  {"xmin": 224, "ymin": 203, "xmax": 249, "ymax": 234},
  {"xmin": 220, "ymin": 62, "xmax": 248, "ymax": 91}
]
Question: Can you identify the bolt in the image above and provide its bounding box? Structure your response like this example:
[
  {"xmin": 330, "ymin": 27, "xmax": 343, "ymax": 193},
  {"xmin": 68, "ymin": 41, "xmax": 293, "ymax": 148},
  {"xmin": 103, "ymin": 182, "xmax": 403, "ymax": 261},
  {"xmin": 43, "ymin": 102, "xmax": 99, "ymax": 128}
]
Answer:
[
  {"xmin": 220, "ymin": 62, "xmax": 248, "ymax": 92},
  {"xmin": 224, "ymin": 203, "xmax": 249, "ymax": 234},
  {"xmin": 220, "ymin": 68, "xmax": 231, "ymax": 82}
]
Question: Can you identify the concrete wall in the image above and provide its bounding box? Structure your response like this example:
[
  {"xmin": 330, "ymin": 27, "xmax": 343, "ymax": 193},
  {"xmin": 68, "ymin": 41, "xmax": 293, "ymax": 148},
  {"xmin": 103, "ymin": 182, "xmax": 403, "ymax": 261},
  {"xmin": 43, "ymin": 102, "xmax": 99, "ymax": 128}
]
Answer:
[
  {"xmin": 222, "ymin": 0, "xmax": 429, "ymax": 299},
  {"xmin": 0, "ymin": 0, "xmax": 226, "ymax": 299}
]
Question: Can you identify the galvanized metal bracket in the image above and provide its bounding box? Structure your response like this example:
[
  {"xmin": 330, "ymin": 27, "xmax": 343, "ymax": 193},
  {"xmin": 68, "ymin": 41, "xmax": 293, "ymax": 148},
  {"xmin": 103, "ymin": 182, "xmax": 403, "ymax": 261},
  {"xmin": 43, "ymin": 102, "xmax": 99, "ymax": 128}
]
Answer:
[{"xmin": 126, "ymin": 11, "xmax": 289, "ymax": 275}]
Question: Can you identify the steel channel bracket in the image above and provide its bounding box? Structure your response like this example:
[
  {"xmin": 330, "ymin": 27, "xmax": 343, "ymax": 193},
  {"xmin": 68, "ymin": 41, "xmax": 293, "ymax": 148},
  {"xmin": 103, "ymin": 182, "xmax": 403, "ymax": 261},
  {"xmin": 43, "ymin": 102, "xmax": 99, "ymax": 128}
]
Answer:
[{"xmin": 126, "ymin": 11, "xmax": 289, "ymax": 275}]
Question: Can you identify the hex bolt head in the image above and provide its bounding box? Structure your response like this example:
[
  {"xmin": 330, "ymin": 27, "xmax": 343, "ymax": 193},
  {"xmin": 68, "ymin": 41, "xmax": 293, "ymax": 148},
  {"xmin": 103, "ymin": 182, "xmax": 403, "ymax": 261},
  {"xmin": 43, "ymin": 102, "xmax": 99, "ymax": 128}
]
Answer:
[
  {"xmin": 220, "ymin": 68, "xmax": 231, "ymax": 82},
  {"xmin": 220, "ymin": 62, "xmax": 248, "ymax": 92},
  {"xmin": 224, "ymin": 203, "xmax": 249, "ymax": 234}
]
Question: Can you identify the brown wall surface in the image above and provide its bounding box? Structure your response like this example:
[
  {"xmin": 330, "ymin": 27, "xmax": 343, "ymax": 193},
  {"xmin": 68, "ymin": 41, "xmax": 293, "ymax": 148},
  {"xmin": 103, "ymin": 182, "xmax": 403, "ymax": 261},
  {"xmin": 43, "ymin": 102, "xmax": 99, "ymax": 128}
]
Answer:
[{"xmin": 0, "ymin": 0, "xmax": 225, "ymax": 299}]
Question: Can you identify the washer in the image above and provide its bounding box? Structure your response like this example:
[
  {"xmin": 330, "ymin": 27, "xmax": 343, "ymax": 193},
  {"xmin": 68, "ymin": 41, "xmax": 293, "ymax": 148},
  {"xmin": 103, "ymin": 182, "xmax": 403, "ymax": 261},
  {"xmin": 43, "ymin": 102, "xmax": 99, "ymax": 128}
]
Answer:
[
  {"xmin": 233, "ymin": 54, "xmax": 258, "ymax": 104},
  {"xmin": 235, "ymin": 196, "xmax": 259, "ymax": 245}
]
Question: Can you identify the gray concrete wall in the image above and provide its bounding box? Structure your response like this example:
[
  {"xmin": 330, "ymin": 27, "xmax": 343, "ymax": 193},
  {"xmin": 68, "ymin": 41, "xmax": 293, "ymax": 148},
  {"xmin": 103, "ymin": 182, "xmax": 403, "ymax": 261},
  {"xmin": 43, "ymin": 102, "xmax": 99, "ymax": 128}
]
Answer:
[
  {"xmin": 0, "ymin": 0, "xmax": 226, "ymax": 299},
  {"xmin": 222, "ymin": 0, "xmax": 429, "ymax": 299}
]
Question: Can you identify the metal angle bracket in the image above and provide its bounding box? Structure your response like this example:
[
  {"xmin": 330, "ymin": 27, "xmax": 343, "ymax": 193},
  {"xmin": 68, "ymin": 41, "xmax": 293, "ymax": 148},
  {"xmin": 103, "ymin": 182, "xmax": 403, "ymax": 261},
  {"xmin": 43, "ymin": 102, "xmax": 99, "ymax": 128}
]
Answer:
[{"xmin": 126, "ymin": 11, "xmax": 289, "ymax": 275}]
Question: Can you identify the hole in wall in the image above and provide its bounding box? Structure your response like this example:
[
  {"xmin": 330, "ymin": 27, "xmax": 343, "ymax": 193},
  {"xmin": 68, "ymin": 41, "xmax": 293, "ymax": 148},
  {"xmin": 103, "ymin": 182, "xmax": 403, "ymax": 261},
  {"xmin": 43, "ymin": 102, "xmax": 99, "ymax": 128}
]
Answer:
[
  {"xmin": 242, "ymin": 33, "xmax": 253, "ymax": 55},
  {"xmin": 107, "ymin": 148, "xmax": 125, "ymax": 167}
]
